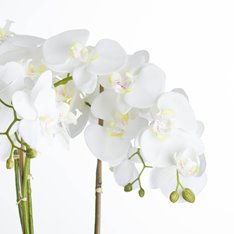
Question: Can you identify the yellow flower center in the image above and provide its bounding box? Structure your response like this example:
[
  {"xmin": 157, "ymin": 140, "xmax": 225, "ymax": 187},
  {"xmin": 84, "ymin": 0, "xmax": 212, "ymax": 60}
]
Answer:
[
  {"xmin": 107, "ymin": 113, "xmax": 129, "ymax": 137},
  {"xmin": 153, "ymin": 108, "xmax": 176, "ymax": 141}
]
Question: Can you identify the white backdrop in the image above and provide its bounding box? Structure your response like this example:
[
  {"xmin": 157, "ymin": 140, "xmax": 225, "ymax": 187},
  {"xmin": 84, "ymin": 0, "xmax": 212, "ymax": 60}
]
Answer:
[{"xmin": 0, "ymin": 0, "xmax": 234, "ymax": 233}]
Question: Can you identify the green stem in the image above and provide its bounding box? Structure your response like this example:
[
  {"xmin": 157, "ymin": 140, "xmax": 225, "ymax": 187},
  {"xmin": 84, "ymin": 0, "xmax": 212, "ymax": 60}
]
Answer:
[
  {"xmin": 0, "ymin": 99, "xmax": 24, "ymax": 153},
  {"xmin": 27, "ymin": 161, "xmax": 34, "ymax": 234},
  {"xmin": 128, "ymin": 149, "xmax": 152, "ymax": 189},
  {"xmin": 176, "ymin": 170, "xmax": 185, "ymax": 191},
  {"xmin": 22, "ymin": 157, "xmax": 30, "ymax": 234},
  {"xmin": 54, "ymin": 75, "xmax": 72, "ymax": 87},
  {"xmin": 0, "ymin": 99, "xmax": 14, "ymax": 109},
  {"xmin": 14, "ymin": 154, "xmax": 24, "ymax": 233},
  {"xmin": 128, "ymin": 151, "xmax": 138, "ymax": 160}
]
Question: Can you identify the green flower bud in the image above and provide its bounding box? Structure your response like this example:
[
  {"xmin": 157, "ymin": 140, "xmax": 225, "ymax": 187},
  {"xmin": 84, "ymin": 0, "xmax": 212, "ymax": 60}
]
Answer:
[
  {"xmin": 138, "ymin": 188, "xmax": 145, "ymax": 198},
  {"xmin": 182, "ymin": 188, "xmax": 195, "ymax": 203},
  {"xmin": 124, "ymin": 183, "xmax": 133, "ymax": 192},
  {"xmin": 6, "ymin": 158, "xmax": 14, "ymax": 169},
  {"xmin": 170, "ymin": 191, "xmax": 180, "ymax": 203},
  {"xmin": 26, "ymin": 148, "xmax": 37, "ymax": 159}
]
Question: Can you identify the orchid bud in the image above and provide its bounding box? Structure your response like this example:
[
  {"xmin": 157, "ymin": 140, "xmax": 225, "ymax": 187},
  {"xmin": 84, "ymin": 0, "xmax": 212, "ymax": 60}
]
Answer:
[
  {"xmin": 26, "ymin": 148, "xmax": 37, "ymax": 159},
  {"xmin": 124, "ymin": 183, "xmax": 133, "ymax": 192},
  {"xmin": 170, "ymin": 191, "xmax": 180, "ymax": 203},
  {"xmin": 182, "ymin": 188, "xmax": 195, "ymax": 203},
  {"xmin": 138, "ymin": 188, "xmax": 145, "ymax": 197},
  {"xmin": 6, "ymin": 158, "xmax": 14, "ymax": 169}
]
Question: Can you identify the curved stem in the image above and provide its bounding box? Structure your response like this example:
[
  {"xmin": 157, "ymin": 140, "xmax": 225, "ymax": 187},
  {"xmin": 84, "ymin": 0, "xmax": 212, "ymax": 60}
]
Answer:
[
  {"xmin": 94, "ymin": 85, "xmax": 104, "ymax": 234},
  {"xmin": 22, "ymin": 157, "xmax": 30, "ymax": 234},
  {"xmin": 0, "ymin": 99, "xmax": 14, "ymax": 109},
  {"xmin": 128, "ymin": 149, "xmax": 152, "ymax": 189},
  {"xmin": 176, "ymin": 170, "xmax": 185, "ymax": 191}
]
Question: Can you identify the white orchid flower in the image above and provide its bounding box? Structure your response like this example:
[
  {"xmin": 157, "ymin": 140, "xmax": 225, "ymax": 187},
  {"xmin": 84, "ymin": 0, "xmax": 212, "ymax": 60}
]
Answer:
[
  {"xmin": 149, "ymin": 149, "xmax": 207, "ymax": 203},
  {"xmin": 140, "ymin": 91, "xmax": 200, "ymax": 166},
  {"xmin": 99, "ymin": 51, "xmax": 165, "ymax": 111},
  {"xmin": 42, "ymin": 30, "xmax": 90, "ymax": 72},
  {"xmin": 42, "ymin": 30, "xmax": 127, "ymax": 94},
  {"xmin": 0, "ymin": 62, "xmax": 26, "ymax": 102},
  {"xmin": 84, "ymin": 90, "xmax": 148, "ymax": 165},
  {"xmin": 148, "ymin": 128, "xmax": 206, "ymax": 202},
  {"xmin": 55, "ymin": 81, "xmax": 90, "ymax": 138},
  {"xmin": 12, "ymin": 71, "xmax": 76, "ymax": 149},
  {"xmin": 0, "ymin": 34, "xmax": 46, "ymax": 81},
  {"xmin": 139, "ymin": 91, "xmax": 206, "ymax": 201},
  {"xmin": 72, "ymin": 39, "xmax": 127, "ymax": 94}
]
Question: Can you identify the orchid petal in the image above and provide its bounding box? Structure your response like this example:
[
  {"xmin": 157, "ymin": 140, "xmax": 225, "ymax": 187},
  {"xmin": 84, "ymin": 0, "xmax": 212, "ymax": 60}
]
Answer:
[
  {"xmin": 57, "ymin": 103, "xmax": 77, "ymax": 125},
  {"xmin": 150, "ymin": 166, "xmax": 176, "ymax": 189},
  {"xmin": 84, "ymin": 124, "xmax": 130, "ymax": 165},
  {"xmin": 12, "ymin": 91, "xmax": 37, "ymax": 120},
  {"xmin": 73, "ymin": 67, "xmax": 98, "ymax": 94},
  {"xmin": 150, "ymin": 166, "xmax": 207, "ymax": 201},
  {"xmin": 0, "ymin": 62, "xmax": 25, "ymax": 101},
  {"xmin": 113, "ymin": 160, "xmax": 138, "ymax": 187},
  {"xmin": 91, "ymin": 90, "xmax": 117, "ymax": 121},
  {"xmin": 42, "ymin": 30, "xmax": 89, "ymax": 65},
  {"xmin": 66, "ymin": 108, "xmax": 90, "ymax": 138},
  {"xmin": 34, "ymin": 89, "xmax": 57, "ymax": 118},
  {"xmin": 171, "ymin": 88, "xmax": 189, "ymax": 101},
  {"xmin": 116, "ymin": 95, "xmax": 132, "ymax": 114},
  {"xmin": 0, "ymin": 106, "xmax": 14, "ymax": 132},
  {"xmin": 197, "ymin": 154, "xmax": 206, "ymax": 177},
  {"xmin": 157, "ymin": 92, "xmax": 197, "ymax": 134},
  {"xmin": 8, "ymin": 35, "xmax": 45, "ymax": 48},
  {"xmin": 180, "ymin": 173, "xmax": 207, "ymax": 195},
  {"xmin": 0, "ymin": 135, "xmax": 12, "ymax": 161},
  {"xmin": 88, "ymin": 39, "xmax": 127, "ymax": 75},
  {"xmin": 196, "ymin": 120, "xmax": 205, "ymax": 136},
  {"xmin": 124, "ymin": 64, "xmax": 165, "ymax": 108},
  {"xmin": 31, "ymin": 70, "xmax": 52, "ymax": 98},
  {"xmin": 140, "ymin": 128, "xmax": 204, "ymax": 167},
  {"xmin": 140, "ymin": 128, "xmax": 175, "ymax": 166},
  {"xmin": 0, "ymin": 48, "xmax": 33, "ymax": 65},
  {"xmin": 125, "ymin": 117, "xmax": 148, "ymax": 140},
  {"xmin": 19, "ymin": 119, "xmax": 41, "ymax": 149},
  {"xmin": 127, "ymin": 50, "xmax": 149, "ymax": 72}
]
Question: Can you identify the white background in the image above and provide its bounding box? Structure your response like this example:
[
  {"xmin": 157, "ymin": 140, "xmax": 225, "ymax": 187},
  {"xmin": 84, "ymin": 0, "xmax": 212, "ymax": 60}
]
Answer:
[{"xmin": 0, "ymin": 0, "xmax": 234, "ymax": 233}]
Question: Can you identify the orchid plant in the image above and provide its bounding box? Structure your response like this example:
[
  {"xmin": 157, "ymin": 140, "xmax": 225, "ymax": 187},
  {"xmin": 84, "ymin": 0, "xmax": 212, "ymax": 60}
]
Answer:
[{"xmin": 0, "ymin": 20, "xmax": 206, "ymax": 234}]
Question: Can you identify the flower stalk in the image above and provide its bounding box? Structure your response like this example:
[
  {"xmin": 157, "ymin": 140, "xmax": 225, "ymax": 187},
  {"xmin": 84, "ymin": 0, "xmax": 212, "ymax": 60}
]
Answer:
[
  {"xmin": 27, "ymin": 160, "xmax": 34, "ymax": 234},
  {"xmin": 94, "ymin": 85, "xmax": 104, "ymax": 234},
  {"xmin": 14, "ymin": 151, "xmax": 24, "ymax": 233},
  {"xmin": 21, "ymin": 156, "xmax": 30, "ymax": 234}
]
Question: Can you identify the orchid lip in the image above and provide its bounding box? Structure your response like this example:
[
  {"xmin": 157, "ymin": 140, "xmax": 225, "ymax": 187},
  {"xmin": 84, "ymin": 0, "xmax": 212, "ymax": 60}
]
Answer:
[
  {"xmin": 109, "ymin": 71, "xmax": 134, "ymax": 94},
  {"xmin": 173, "ymin": 150, "xmax": 200, "ymax": 177}
]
